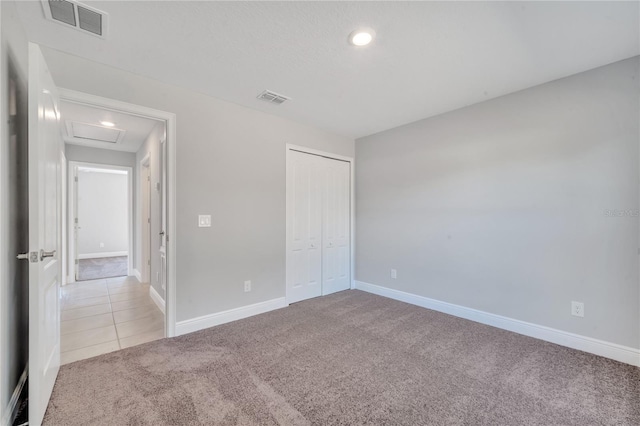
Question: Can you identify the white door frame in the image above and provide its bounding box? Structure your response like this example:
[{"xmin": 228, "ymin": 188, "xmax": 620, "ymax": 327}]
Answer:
[
  {"xmin": 139, "ymin": 153, "xmax": 151, "ymax": 283},
  {"xmin": 285, "ymin": 144, "xmax": 355, "ymax": 305},
  {"xmin": 68, "ymin": 161, "xmax": 133, "ymax": 281},
  {"xmin": 59, "ymin": 88, "xmax": 177, "ymax": 337}
]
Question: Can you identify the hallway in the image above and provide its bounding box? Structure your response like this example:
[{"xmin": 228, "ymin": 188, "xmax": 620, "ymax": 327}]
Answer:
[{"xmin": 60, "ymin": 276, "xmax": 164, "ymax": 365}]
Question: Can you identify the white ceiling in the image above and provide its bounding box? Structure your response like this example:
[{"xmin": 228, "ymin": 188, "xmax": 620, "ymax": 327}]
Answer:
[
  {"xmin": 16, "ymin": 1, "xmax": 640, "ymax": 138},
  {"xmin": 60, "ymin": 100, "xmax": 161, "ymax": 152}
]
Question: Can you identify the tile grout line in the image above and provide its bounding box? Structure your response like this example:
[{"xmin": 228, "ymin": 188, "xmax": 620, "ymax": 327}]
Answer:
[{"xmin": 108, "ymin": 282, "xmax": 124, "ymax": 350}]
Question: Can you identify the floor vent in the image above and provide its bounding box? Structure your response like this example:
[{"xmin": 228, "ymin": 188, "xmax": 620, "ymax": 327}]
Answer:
[
  {"xmin": 257, "ymin": 90, "xmax": 290, "ymax": 105},
  {"xmin": 42, "ymin": 0, "xmax": 108, "ymax": 39}
]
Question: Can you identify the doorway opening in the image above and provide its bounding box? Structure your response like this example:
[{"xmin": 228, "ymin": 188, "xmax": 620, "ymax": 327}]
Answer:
[
  {"xmin": 70, "ymin": 163, "xmax": 132, "ymax": 282},
  {"xmin": 57, "ymin": 90, "xmax": 175, "ymax": 365}
]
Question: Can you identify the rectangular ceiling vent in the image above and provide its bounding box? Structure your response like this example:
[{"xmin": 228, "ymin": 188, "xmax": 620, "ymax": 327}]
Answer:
[
  {"xmin": 257, "ymin": 90, "xmax": 290, "ymax": 105},
  {"xmin": 42, "ymin": 0, "xmax": 108, "ymax": 39},
  {"xmin": 65, "ymin": 121, "xmax": 126, "ymax": 144}
]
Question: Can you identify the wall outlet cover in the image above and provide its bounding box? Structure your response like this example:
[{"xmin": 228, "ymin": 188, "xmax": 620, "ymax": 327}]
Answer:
[
  {"xmin": 244, "ymin": 280, "xmax": 251, "ymax": 292},
  {"xmin": 571, "ymin": 301, "xmax": 584, "ymax": 317},
  {"xmin": 198, "ymin": 215, "xmax": 211, "ymax": 227}
]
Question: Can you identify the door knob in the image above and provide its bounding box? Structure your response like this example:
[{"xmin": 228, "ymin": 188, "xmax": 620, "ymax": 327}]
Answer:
[
  {"xmin": 17, "ymin": 252, "xmax": 38, "ymax": 262},
  {"xmin": 40, "ymin": 249, "xmax": 56, "ymax": 261}
]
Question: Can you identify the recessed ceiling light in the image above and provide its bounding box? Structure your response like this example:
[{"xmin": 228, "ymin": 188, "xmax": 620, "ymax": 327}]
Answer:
[
  {"xmin": 349, "ymin": 28, "xmax": 375, "ymax": 46},
  {"xmin": 100, "ymin": 121, "xmax": 115, "ymax": 127}
]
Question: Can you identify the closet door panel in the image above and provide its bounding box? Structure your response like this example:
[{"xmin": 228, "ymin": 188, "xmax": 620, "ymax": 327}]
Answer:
[
  {"xmin": 321, "ymin": 157, "xmax": 351, "ymax": 295},
  {"xmin": 287, "ymin": 151, "xmax": 322, "ymax": 303}
]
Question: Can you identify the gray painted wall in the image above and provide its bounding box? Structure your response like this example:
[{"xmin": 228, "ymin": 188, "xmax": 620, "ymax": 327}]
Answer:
[
  {"xmin": 43, "ymin": 47, "xmax": 355, "ymax": 322},
  {"xmin": 65, "ymin": 144, "xmax": 137, "ymax": 168},
  {"xmin": 135, "ymin": 122, "xmax": 165, "ymax": 298},
  {"xmin": 356, "ymin": 57, "xmax": 640, "ymax": 349},
  {"xmin": 0, "ymin": 0, "xmax": 29, "ymax": 419},
  {"xmin": 77, "ymin": 171, "xmax": 129, "ymax": 256}
]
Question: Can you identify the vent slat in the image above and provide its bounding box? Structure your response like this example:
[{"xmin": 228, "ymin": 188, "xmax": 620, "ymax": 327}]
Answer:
[
  {"xmin": 49, "ymin": 0, "xmax": 76, "ymax": 26},
  {"xmin": 77, "ymin": 6, "xmax": 102, "ymax": 36}
]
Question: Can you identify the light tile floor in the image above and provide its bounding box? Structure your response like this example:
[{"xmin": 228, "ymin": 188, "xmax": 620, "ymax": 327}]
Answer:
[{"xmin": 60, "ymin": 276, "xmax": 164, "ymax": 365}]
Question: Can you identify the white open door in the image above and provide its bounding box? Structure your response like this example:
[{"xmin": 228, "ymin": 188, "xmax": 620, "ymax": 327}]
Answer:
[{"xmin": 27, "ymin": 43, "xmax": 63, "ymax": 426}]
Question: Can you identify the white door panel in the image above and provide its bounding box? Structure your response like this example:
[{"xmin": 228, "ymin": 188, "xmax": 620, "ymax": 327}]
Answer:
[
  {"xmin": 28, "ymin": 43, "xmax": 63, "ymax": 426},
  {"xmin": 287, "ymin": 150, "xmax": 351, "ymax": 303},
  {"xmin": 287, "ymin": 151, "xmax": 322, "ymax": 303},
  {"xmin": 321, "ymin": 157, "xmax": 350, "ymax": 295}
]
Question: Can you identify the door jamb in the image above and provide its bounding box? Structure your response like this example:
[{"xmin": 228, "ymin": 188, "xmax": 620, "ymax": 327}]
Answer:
[
  {"xmin": 139, "ymin": 153, "xmax": 151, "ymax": 283},
  {"xmin": 59, "ymin": 88, "xmax": 177, "ymax": 337},
  {"xmin": 284, "ymin": 144, "xmax": 355, "ymax": 305}
]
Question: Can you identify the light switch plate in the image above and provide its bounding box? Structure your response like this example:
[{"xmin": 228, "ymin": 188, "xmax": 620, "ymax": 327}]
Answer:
[{"xmin": 198, "ymin": 215, "xmax": 211, "ymax": 227}]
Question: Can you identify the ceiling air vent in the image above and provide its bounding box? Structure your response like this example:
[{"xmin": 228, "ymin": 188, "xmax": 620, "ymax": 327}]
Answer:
[
  {"xmin": 65, "ymin": 121, "xmax": 126, "ymax": 144},
  {"xmin": 257, "ymin": 90, "xmax": 290, "ymax": 105},
  {"xmin": 42, "ymin": 0, "xmax": 108, "ymax": 38}
]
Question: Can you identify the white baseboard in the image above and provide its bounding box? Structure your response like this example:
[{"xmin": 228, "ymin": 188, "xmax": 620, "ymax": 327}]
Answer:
[
  {"xmin": 355, "ymin": 281, "xmax": 640, "ymax": 367},
  {"xmin": 176, "ymin": 297, "xmax": 287, "ymax": 336},
  {"xmin": 133, "ymin": 268, "xmax": 142, "ymax": 282},
  {"xmin": 78, "ymin": 251, "xmax": 128, "ymax": 259},
  {"xmin": 149, "ymin": 285, "xmax": 165, "ymax": 315},
  {"xmin": 2, "ymin": 365, "xmax": 27, "ymax": 426}
]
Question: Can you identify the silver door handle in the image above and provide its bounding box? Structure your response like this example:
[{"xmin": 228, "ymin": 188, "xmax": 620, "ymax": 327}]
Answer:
[
  {"xmin": 159, "ymin": 231, "xmax": 165, "ymax": 236},
  {"xmin": 40, "ymin": 249, "xmax": 56, "ymax": 261},
  {"xmin": 17, "ymin": 252, "xmax": 38, "ymax": 262}
]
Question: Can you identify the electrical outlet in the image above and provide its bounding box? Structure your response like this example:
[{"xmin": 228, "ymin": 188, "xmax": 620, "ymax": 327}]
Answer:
[
  {"xmin": 571, "ymin": 301, "xmax": 584, "ymax": 317},
  {"xmin": 99, "ymin": 242, "xmax": 105, "ymax": 248},
  {"xmin": 244, "ymin": 280, "xmax": 251, "ymax": 292},
  {"xmin": 391, "ymin": 269, "xmax": 397, "ymax": 279}
]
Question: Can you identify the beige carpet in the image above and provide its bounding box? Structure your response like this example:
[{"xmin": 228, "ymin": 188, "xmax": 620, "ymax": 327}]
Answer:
[{"xmin": 44, "ymin": 290, "xmax": 639, "ymax": 425}]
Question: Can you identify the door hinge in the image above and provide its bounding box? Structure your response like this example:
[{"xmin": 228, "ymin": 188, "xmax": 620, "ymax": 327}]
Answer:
[
  {"xmin": 74, "ymin": 176, "xmax": 78, "ymax": 182},
  {"xmin": 147, "ymin": 175, "xmax": 150, "ymax": 181},
  {"xmin": 75, "ymin": 218, "xmax": 78, "ymax": 224},
  {"xmin": 147, "ymin": 259, "xmax": 151, "ymax": 266}
]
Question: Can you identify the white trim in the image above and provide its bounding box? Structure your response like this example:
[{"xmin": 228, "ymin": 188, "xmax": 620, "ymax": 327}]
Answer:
[
  {"xmin": 138, "ymin": 153, "xmax": 151, "ymax": 284},
  {"xmin": 60, "ymin": 89, "xmax": 177, "ymax": 338},
  {"xmin": 176, "ymin": 298, "xmax": 287, "ymax": 336},
  {"xmin": 285, "ymin": 144, "xmax": 355, "ymax": 304},
  {"xmin": 149, "ymin": 285, "xmax": 165, "ymax": 315},
  {"xmin": 355, "ymin": 281, "xmax": 640, "ymax": 367},
  {"xmin": 1, "ymin": 364, "xmax": 27, "ymax": 426},
  {"xmin": 132, "ymin": 268, "xmax": 142, "ymax": 282},
  {"xmin": 77, "ymin": 251, "xmax": 128, "ymax": 259}
]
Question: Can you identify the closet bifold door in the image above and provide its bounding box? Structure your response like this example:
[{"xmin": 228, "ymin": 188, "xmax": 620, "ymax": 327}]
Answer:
[
  {"xmin": 321, "ymin": 156, "xmax": 351, "ymax": 295},
  {"xmin": 287, "ymin": 151, "xmax": 323, "ymax": 304}
]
